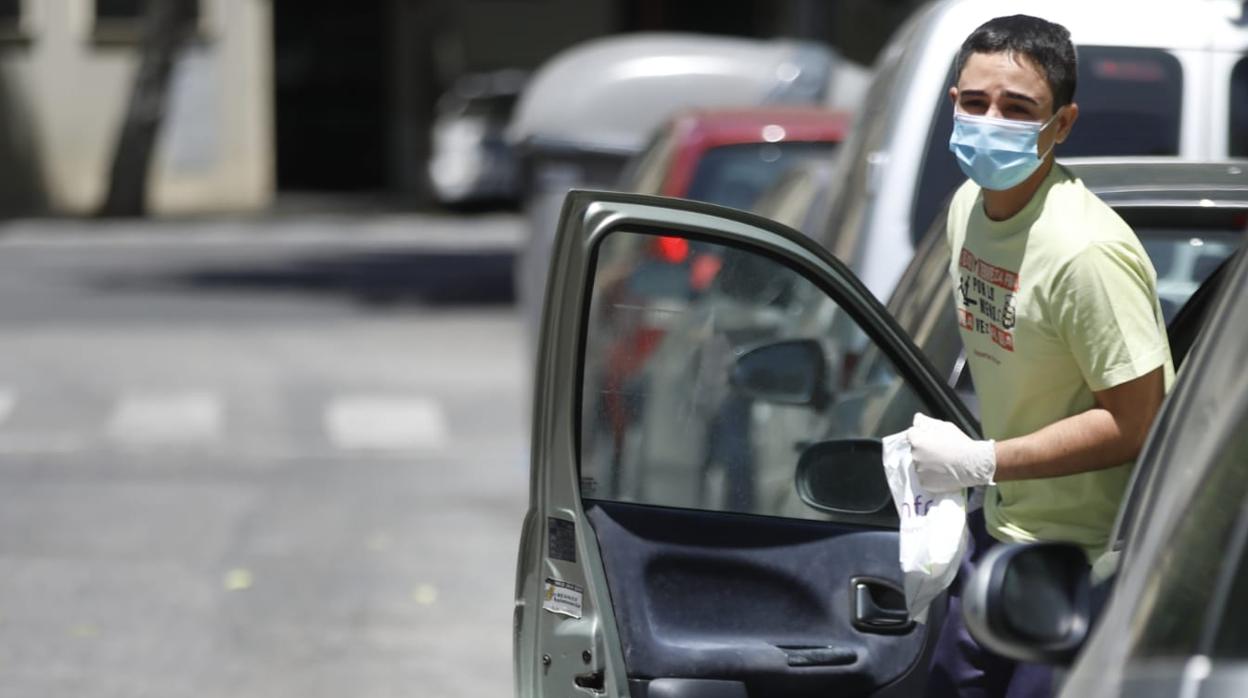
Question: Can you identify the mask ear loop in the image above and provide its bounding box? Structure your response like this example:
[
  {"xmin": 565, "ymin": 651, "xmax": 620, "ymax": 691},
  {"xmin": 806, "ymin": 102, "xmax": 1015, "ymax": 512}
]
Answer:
[{"xmin": 1035, "ymin": 107, "xmax": 1063, "ymax": 160}]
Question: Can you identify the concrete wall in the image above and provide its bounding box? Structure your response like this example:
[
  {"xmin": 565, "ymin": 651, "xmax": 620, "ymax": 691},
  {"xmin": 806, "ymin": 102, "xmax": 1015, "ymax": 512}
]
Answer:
[{"xmin": 0, "ymin": 0, "xmax": 273, "ymax": 216}]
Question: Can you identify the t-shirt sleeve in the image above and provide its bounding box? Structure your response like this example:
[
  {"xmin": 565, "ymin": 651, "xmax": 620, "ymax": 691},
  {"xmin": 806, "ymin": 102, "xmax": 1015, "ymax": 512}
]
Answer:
[{"xmin": 1052, "ymin": 241, "xmax": 1170, "ymax": 392}]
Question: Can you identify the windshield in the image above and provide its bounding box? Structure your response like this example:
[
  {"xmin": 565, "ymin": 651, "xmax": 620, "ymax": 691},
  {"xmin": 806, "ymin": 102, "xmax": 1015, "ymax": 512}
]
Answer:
[
  {"xmin": 619, "ymin": 127, "xmax": 679, "ymax": 196},
  {"xmin": 911, "ymin": 46, "xmax": 1184, "ymax": 242},
  {"xmin": 1120, "ymin": 207, "xmax": 1247, "ymax": 323},
  {"xmin": 686, "ymin": 142, "xmax": 838, "ymax": 211}
]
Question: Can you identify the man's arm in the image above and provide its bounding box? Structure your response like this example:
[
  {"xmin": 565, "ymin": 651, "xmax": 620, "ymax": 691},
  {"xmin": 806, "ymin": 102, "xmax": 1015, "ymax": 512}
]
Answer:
[
  {"xmin": 908, "ymin": 366, "xmax": 1166, "ymax": 493},
  {"xmin": 993, "ymin": 366, "xmax": 1166, "ymax": 480}
]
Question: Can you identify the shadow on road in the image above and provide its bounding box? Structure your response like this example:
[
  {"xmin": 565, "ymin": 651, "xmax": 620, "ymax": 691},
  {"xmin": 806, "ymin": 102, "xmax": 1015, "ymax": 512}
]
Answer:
[{"xmin": 93, "ymin": 248, "xmax": 517, "ymax": 306}]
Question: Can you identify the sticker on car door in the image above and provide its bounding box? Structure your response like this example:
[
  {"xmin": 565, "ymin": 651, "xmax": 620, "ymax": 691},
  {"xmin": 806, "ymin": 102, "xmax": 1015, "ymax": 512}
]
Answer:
[{"xmin": 542, "ymin": 578, "xmax": 584, "ymax": 619}]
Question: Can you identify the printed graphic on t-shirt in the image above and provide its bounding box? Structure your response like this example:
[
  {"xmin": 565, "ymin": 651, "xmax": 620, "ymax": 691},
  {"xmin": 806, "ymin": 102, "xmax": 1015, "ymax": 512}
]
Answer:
[{"xmin": 957, "ymin": 247, "xmax": 1018, "ymax": 353}]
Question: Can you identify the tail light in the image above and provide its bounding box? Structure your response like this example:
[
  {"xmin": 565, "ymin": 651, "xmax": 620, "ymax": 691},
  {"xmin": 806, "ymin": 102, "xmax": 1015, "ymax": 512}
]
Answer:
[{"xmin": 651, "ymin": 236, "xmax": 690, "ymax": 264}]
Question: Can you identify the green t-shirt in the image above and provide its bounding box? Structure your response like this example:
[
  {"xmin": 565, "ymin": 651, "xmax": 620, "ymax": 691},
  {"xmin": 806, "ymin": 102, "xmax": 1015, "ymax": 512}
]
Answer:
[{"xmin": 946, "ymin": 163, "xmax": 1174, "ymax": 559}]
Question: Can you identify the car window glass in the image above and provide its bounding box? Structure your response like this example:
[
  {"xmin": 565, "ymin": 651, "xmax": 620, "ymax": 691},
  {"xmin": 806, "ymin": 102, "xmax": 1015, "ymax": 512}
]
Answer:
[
  {"xmin": 620, "ymin": 128, "xmax": 679, "ymax": 195},
  {"xmin": 1232, "ymin": 57, "xmax": 1248, "ymax": 158},
  {"xmin": 911, "ymin": 47, "xmax": 1184, "ymax": 242},
  {"xmin": 1139, "ymin": 232, "xmax": 1239, "ymax": 323},
  {"xmin": 579, "ymin": 230, "xmax": 930, "ymax": 524},
  {"xmin": 685, "ymin": 142, "xmax": 838, "ymax": 211},
  {"xmin": 1210, "ymin": 425, "xmax": 1248, "ymax": 656},
  {"xmin": 1128, "ymin": 408, "xmax": 1248, "ymax": 659},
  {"xmin": 753, "ymin": 164, "xmax": 824, "ymax": 232},
  {"xmin": 1117, "ymin": 205, "xmax": 1246, "ymax": 322}
]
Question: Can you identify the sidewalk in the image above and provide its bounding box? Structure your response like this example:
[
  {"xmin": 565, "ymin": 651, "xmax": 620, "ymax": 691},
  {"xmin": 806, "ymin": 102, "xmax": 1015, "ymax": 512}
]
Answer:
[{"xmin": 0, "ymin": 208, "xmax": 525, "ymax": 250}]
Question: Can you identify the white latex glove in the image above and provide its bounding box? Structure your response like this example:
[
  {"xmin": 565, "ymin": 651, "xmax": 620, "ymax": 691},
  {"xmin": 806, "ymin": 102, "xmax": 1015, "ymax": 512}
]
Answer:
[{"xmin": 907, "ymin": 413, "xmax": 996, "ymax": 493}]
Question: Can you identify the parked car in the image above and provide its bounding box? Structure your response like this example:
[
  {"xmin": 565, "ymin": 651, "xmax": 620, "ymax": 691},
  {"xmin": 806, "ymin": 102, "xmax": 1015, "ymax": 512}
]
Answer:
[
  {"xmin": 811, "ymin": 0, "xmax": 1248, "ymax": 302},
  {"xmin": 427, "ymin": 69, "xmax": 528, "ymax": 207},
  {"xmin": 507, "ymin": 33, "xmax": 869, "ymax": 351},
  {"xmin": 514, "ymin": 185, "xmax": 1245, "ymax": 698}
]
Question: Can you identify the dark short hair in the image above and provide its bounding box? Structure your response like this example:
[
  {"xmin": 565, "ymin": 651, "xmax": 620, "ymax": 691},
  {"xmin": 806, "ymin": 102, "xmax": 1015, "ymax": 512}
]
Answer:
[{"xmin": 954, "ymin": 14, "xmax": 1078, "ymax": 109}]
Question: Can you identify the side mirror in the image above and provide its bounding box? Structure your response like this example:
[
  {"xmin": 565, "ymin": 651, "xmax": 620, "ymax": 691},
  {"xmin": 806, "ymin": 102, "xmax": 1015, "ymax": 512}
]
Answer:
[
  {"xmin": 731, "ymin": 338, "xmax": 827, "ymax": 409},
  {"xmin": 795, "ymin": 439, "xmax": 891, "ymax": 515},
  {"xmin": 963, "ymin": 542, "xmax": 1091, "ymax": 665}
]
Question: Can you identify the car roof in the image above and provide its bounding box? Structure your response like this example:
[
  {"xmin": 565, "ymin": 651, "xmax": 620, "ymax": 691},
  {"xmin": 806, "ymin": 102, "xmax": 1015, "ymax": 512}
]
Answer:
[
  {"xmin": 925, "ymin": 0, "xmax": 1248, "ymax": 52},
  {"xmin": 1061, "ymin": 158, "xmax": 1248, "ymax": 207},
  {"xmin": 506, "ymin": 33, "xmax": 837, "ymax": 155}
]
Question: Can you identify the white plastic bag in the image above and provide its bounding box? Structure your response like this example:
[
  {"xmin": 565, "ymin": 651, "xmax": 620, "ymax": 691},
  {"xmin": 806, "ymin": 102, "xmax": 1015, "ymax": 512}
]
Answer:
[{"xmin": 881, "ymin": 431, "xmax": 968, "ymax": 624}]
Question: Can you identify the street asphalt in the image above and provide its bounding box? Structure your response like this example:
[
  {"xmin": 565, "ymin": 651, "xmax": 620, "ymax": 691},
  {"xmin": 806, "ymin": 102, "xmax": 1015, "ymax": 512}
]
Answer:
[{"xmin": 0, "ymin": 211, "xmax": 530, "ymax": 698}]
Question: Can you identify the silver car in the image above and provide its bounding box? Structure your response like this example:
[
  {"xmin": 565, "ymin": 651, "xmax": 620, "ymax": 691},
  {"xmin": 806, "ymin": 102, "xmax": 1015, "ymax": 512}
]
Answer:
[
  {"xmin": 507, "ymin": 33, "xmax": 869, "ymax": 353},
  {"xmin": 514, "ymin": 176, "xmax": 1246, "ymax": 696}
]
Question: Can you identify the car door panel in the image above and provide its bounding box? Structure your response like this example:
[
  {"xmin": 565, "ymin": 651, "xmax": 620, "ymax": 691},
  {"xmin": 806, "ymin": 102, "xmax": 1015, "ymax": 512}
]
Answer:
[
  {"xmin": 587, "ymin": 501, "xmax": 941, "ymax": 698},
  {"xmin": 516, "ymin": 192, "xmax": 975, "ymax": 698}
]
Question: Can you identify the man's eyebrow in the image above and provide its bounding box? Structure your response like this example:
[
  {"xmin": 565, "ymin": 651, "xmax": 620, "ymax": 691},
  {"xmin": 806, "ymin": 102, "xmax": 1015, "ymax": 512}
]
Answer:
[
  {"xmin": 1003, "ymin": 90, "xmax": 1041, "ymax": 106},
  {"xmin": 956, "ymin": 89, "xmax": 1042, "ymax": 106}
]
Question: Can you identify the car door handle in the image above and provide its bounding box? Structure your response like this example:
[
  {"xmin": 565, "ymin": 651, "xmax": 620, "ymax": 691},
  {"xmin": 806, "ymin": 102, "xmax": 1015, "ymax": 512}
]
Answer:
[
  {"xmin": 777, "ymin": 645, "xmax": 857, "ymax": 667},
  {"xmin": 852, "ymin": 577, "xmax": 915, "ymax": 633}
]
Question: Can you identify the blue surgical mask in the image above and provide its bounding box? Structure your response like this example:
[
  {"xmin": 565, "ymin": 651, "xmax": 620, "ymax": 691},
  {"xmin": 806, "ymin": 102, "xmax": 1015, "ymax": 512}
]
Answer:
[{"xmin": 948, "ymin": 110, "xmax": 1060, "ymax": 191}]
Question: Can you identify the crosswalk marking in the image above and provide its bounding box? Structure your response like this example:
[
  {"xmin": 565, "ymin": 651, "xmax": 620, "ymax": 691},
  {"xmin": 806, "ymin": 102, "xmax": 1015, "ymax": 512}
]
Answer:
[
  {"xmin": 106, "ymin": 392, "xmax": 223, "ymax": 446},
  {"xmin": 324, "ymin": 396, "xmax": 448, "ymax": 451},
  {"xmin": 0, "ymin": 390, "xmax": 459, "ymax": 455}
]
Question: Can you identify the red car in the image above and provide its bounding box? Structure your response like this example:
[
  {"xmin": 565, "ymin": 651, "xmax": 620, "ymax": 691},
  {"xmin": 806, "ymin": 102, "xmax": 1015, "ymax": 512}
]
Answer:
[
  {"xmin": 622, "ymin": 105, "xmax": 852, "ymax": 207},
  {"xmin": 617, "ymin": 105, "xmax": 852, "ymax": 289},
  {"xmin": 594, "ymin": 107, "xmax": 852, "ymax": 491}
]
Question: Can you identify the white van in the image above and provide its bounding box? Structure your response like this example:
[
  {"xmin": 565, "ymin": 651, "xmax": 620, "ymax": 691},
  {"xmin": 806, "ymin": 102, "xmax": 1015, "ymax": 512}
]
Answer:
[{"xmin": 813, "ymin": 0, "xmax": 1248, "ymax": 300}]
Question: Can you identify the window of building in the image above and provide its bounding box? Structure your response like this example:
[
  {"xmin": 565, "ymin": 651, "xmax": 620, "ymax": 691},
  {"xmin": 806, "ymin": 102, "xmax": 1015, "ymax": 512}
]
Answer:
[
  {"xmin": 93, "ymin": 0, "xmax": 201, "ymax": 44},
  {"xmin": 0, "ymin": 0, "xmax": 28, "ymax": 43}
]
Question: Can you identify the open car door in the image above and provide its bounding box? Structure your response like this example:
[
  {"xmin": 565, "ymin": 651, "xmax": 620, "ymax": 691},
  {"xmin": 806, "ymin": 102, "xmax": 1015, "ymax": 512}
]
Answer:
[{"xmin": 514, "ymin": 192, "xmax": 978, "ymax": 698}]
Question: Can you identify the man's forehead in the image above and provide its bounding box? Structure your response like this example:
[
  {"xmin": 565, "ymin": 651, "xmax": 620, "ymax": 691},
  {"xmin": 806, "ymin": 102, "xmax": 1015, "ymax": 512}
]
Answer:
[{"xmin": 957, "ymin": 51, "xmax": 1052, "ymax": 101}]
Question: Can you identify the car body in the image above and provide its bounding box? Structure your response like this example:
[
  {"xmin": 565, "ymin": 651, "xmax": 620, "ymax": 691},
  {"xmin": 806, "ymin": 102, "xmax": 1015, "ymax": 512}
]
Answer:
[
  {"xmin": 507, "ymin": 33, "xmax": 870, "ymax": 351},
  {"xmin": 810, "ymin": 0, "xmax": 1248, "ymax": 302},
  {"xmin": 427, "ymin": 69, "xmax": 528, "ymax": 206},
  {"xmin": 514, "ymin": 179, "xmax": 1245, "ymax": 697}
]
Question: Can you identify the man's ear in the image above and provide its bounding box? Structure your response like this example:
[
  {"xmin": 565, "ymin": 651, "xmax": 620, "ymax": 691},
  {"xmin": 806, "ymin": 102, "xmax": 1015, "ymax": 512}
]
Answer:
[{"xmin": 1055, "ymin": 102, "xmax": 1079, "ymax": 143}]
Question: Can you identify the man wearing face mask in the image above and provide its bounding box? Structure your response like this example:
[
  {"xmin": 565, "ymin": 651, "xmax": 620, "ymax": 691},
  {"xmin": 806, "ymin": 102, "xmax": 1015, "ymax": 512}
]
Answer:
[{"xmin": 909, "ymin": 14, "xmax": 1173, "ymax": 698}]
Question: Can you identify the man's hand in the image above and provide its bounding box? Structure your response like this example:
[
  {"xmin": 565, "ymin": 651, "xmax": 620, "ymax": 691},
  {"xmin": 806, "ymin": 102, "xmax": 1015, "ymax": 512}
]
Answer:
[{"xmin": 907, "ymin": 413, "xmax": 996, "ymax": 493}]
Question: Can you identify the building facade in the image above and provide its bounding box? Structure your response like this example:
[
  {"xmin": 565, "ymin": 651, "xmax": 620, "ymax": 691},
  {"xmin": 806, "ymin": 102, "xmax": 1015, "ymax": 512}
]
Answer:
[{"xmin": 0, "ymin": 0, "xmax": 272, "ymax": 216}]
